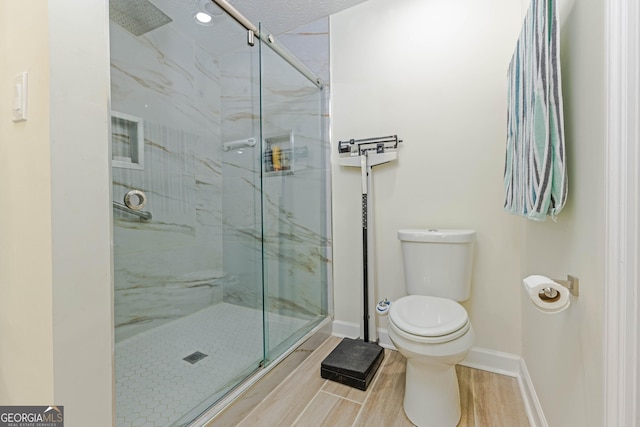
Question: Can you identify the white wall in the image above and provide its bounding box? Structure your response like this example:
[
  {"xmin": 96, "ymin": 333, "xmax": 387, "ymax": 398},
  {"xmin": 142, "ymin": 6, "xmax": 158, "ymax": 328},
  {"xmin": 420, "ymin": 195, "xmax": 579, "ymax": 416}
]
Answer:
[
  {"xmin": 0, "ymin": 1, "xmax": 114, "ymax": 425},
  {"xmin": 520, "ymin": 0, "xmax": 605, "ymax": 425},
  {"xmin": 0, "ymin": 0, "xmax": 54, "ymax": 404},
  {"xmin": 49, "ymin": 1, "xmax": 114, "ymax": 424},
  {"xmin": 330, "ymin": 0, "xmax": 523, "ymax": 354}
]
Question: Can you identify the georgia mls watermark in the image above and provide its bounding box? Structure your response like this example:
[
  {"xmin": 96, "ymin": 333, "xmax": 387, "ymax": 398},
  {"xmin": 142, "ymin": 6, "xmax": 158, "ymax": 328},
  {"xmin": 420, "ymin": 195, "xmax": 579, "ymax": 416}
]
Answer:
[{"xmin": 0, "ymin": 406, "xmax": 63, "ymax": 427}]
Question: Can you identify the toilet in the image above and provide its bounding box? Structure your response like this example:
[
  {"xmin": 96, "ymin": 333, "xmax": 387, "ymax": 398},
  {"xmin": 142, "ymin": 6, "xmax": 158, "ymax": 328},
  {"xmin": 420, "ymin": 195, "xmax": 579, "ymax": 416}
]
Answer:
[{"xmin": 388, "ymin": 229, "xmax": 475, "ymax": 427}]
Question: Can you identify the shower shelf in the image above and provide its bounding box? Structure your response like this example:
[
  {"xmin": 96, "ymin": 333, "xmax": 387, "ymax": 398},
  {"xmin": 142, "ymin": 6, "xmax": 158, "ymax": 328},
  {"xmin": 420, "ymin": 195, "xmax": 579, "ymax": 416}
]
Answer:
[
  {"xmin": 264, "ymin": 170, "xmax": 295, "ymax": 177},
  {"xmin": 263, "ymin": 130, "xmax": 309, "ymax": 176}
]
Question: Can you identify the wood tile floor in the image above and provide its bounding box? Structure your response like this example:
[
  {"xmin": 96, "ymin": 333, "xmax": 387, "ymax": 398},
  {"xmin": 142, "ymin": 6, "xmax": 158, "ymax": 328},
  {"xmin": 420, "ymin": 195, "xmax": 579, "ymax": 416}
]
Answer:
[{"xmin": 212, "ymin": 336, "xmax": 530, "ymax": 427}]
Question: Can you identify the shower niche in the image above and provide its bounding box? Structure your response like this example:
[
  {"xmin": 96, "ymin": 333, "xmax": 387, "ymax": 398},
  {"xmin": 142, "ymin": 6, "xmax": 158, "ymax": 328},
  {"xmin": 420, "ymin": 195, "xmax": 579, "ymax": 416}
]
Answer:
[
  {"xmin": 111, "ymin": 110, "xmax": 144, "ymax": 170},
  {"xmin": 264, "ymin": 131, "xmax": 310, "ymax": 175}
]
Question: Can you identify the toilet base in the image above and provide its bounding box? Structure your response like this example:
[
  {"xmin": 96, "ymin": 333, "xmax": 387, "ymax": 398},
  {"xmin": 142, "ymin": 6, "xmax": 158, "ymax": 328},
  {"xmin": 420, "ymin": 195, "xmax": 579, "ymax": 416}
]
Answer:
[{"xmin": 403, "ymin": 359, "xmax": 461, "ymax": 427}]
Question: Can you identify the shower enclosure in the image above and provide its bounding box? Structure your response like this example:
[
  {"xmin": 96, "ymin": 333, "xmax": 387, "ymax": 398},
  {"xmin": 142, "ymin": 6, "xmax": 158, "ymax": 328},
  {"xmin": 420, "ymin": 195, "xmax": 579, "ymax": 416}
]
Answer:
[{"xmin": 109, "ymin": 1, "xmax": 330, "ymax": 425}]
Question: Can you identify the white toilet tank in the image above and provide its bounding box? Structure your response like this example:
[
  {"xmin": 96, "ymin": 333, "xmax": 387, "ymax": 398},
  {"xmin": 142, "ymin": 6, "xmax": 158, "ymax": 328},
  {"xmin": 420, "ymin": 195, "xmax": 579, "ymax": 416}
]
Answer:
[{"xmin": 397, "ymin": 229, "xmax": 476, "ymax": 302}]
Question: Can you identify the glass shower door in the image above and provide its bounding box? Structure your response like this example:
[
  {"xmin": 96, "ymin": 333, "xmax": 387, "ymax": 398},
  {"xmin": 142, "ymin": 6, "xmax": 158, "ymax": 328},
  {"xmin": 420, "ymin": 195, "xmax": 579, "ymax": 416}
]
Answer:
[
  {"xmin": 110, "ymin": 3, "xmax": 263, "ymax": 425},
  {"xmin": 258, "ymin": 24, "xmax": 329, "ymax": 365}
]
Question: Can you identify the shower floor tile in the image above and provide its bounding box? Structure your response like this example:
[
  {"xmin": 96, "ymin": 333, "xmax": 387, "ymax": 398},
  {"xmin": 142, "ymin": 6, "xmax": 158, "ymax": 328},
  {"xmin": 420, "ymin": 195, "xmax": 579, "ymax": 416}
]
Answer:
[{"xmin": 115, "ymin": 302, "xmax": 306, "ymax": 427}]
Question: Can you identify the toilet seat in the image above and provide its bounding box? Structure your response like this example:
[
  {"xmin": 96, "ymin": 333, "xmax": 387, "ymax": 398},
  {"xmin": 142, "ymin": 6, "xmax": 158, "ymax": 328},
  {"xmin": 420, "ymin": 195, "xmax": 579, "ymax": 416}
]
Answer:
[{"xmin": 389, "ymin": 295, "xmax": 470, "ymax": 344}]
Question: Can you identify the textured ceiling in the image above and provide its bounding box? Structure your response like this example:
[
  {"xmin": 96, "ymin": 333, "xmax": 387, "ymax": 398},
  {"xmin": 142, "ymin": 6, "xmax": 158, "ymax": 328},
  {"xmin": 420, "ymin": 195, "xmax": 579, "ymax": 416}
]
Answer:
[
  {"xmin": 142, "ymin": 0, "xmax": 368, "ymax": 55},
  {"xmin": 226, "ymin": 0, "xmax": 369, "ymax": 35}
]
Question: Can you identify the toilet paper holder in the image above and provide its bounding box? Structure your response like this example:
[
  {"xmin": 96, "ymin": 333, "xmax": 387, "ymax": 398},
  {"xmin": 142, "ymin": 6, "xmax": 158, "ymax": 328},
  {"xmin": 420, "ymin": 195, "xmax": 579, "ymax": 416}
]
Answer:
[{"xmin": 544, "ymin": 275, "xmax": 579, "ymax": 298}]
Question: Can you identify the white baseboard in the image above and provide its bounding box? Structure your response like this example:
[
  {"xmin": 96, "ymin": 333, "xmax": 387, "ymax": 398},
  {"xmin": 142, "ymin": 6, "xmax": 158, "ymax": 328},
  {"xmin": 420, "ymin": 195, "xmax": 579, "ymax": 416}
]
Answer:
[
  {"xmin": 517, "ymin": 358, "xmax": 548, "ymax": 427},
  {"xmin": 331, "ymin": 320, "xmax": 395, "ymax": 349},
  {"xmin": 332, "ymin": 320, "xmax": 519, "ymax": 375},
  {"xmin": 331, "ymin": 320, "xmax": 546, "ymax": 426},
  {"xmin": 331, "ymin": 320, "xmax": 359, "ymax": 339},
  {"xmin": 459, "ymin": 346, "xmax": 520, "ymax": 377}
]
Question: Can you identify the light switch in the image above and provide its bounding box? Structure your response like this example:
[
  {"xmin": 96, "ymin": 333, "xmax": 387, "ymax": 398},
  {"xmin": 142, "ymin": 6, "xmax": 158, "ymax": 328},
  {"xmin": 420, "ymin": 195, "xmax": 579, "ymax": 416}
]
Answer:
[{"xmin": 12, "ymin": 72, "xmax": 28, "ymax": 122}]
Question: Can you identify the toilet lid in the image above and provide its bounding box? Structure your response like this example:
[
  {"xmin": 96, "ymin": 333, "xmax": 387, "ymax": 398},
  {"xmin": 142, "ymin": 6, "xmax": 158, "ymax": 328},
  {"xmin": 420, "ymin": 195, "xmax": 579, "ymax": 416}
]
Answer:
[{"xmin": 389, "ymin": 295, "xmax": 468, "ymax": 337}]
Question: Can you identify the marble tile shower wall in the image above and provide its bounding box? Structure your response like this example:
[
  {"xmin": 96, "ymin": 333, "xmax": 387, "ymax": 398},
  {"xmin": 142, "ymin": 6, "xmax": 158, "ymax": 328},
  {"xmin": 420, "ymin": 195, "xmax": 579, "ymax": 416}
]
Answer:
[
  {"xmin": 111, "ymin": 16, "xmax": 331, "ymax": 343},
  {"xmin": 219, "ymin": 46, "xmax": 262, "ymax": 311},
  {"xmin": 221, "ymin": 18, "xmax": 331, "ymax": 320},
  {"xmin": 111, "ymin": 21, "xmax": 224, "ymax": 342}
]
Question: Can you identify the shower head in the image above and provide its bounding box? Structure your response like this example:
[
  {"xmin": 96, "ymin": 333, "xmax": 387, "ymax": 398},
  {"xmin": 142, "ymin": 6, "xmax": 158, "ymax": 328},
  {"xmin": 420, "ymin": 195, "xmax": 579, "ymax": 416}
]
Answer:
[{"xmin": 110, "ymin": 0, "xmax": 173, "ymax": 36}]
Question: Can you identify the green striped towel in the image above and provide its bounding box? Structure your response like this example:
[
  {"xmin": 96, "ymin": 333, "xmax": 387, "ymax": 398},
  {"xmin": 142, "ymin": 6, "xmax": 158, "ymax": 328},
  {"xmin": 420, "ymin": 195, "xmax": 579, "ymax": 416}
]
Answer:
[{"xmin": 504, "ymin": 0, "xmax": 567, "ymax": 221}]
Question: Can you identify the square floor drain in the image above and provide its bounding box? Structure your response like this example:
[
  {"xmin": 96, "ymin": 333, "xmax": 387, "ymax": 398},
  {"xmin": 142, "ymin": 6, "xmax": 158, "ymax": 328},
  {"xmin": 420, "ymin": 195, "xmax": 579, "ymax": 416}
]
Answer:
[{"xmin": 183, "ymin": 351, "xmax": 208, "ymax": 364}]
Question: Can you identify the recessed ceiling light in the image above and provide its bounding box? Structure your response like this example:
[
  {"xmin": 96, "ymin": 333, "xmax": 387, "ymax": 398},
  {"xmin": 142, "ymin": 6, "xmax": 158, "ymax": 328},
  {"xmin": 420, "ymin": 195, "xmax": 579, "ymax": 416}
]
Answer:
[{"xmin": 195, "ymin": 12, "xmax": 213, "ymax": 25}]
